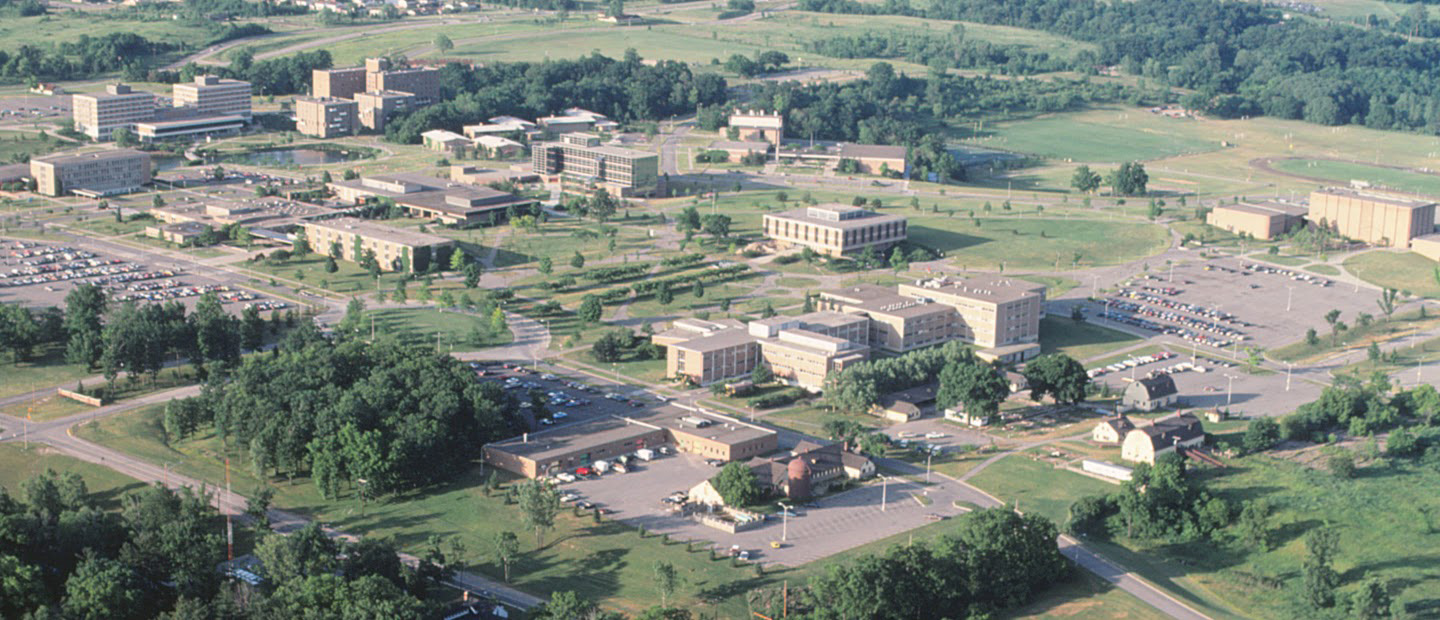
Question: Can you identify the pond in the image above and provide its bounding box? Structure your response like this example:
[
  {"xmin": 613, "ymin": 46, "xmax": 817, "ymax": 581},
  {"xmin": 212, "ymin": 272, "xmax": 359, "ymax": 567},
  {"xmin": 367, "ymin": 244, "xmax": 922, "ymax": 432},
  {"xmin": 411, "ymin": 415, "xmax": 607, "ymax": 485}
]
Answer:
[{"xmin": 215, "ymin": 147, "xmax": 373, "ymax": 166}]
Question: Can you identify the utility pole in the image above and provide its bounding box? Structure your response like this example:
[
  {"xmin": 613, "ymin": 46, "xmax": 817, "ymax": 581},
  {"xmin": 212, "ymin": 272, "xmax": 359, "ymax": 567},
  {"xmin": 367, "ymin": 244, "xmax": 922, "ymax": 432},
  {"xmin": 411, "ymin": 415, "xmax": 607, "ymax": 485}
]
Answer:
[{"xmin": 225, "ymin": 457, "xmax": 234, "ymax": 562}]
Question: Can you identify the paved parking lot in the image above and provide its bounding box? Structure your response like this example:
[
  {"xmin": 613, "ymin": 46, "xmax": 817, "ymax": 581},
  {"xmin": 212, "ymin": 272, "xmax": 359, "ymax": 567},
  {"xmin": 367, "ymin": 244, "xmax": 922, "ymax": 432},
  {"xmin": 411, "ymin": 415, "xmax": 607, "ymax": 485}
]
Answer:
[{"xmin": 560, "ymin": 451, "xmax": 973, "ymax": 566}]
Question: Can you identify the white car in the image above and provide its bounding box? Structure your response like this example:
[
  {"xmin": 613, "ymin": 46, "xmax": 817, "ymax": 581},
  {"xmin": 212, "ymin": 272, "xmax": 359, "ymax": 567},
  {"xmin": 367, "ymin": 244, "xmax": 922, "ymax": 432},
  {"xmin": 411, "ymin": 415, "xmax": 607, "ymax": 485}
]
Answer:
[
  {"xmin": 553, "ymin": 411, "xmax": 569, "ymax": 419},
  {"xmin": 925, "ymin": 432, "xmax": 946, "ymax": 439},
  {"xmin": 555, "ymin": 473, "xmax": 577, "ymax": 483}
]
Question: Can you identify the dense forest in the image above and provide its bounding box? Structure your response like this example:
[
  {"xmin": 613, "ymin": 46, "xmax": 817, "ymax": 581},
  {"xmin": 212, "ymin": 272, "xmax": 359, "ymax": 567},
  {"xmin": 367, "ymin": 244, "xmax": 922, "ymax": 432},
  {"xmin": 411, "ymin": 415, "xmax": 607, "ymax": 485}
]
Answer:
[
  {"xmin": 809, "ymin": 28, "xmax": 1073, "ymax": 76},
  {"xmin": 798, "ymin": 0, "xmax": 1440, "ymax": 132},
  {"xmin": 382, "ymin": 52, "xmax": 728, "ymax": 143},
  {"xmin": 0, "ymin": 472, "xmax": 447, "ymax": 619}
]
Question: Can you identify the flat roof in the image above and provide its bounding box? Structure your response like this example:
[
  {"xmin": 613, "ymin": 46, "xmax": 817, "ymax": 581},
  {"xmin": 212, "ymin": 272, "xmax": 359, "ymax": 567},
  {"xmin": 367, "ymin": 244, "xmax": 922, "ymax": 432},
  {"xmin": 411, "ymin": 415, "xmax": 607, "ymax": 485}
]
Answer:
[
  {"xmin": 820, "ymin": 284, "xmax": 948, "ymax": 318},
  {"xmin": 729, "ymin": 112, "xmax": 783, "ymax": 129},
  {"xmin": 488, "ymin": 416, "xmax": 660, "ymax": 461},
  {"xmin": 709, "ymin": 140, "xmax": 771, "ymax": 151},
  {"xmin": 1218, "ymin": 202, "xmax": 1307, "ymax": 218},
  {"xmin": 32, "ymin": 149, "xmax": 150, "ymax": 165},
  {"xmin": 305, "ymin": 216, "xmax": 452, "ymax": 246},
  {"xmin": 902, "ymin": 276, "xmax": 1045, "ymax": 304},
  {"xmin": 296, "ymin": 96, "xmax": 356, "ymax": 105},
  {"xmin": 1313, "ymin": 188, "xmax": 1437, "ymax": 209},
  {"xmin": 647, "ymin": 408, "xmax": 775, "ymax": 446},
  {"xmin": 838, "ymin": 143, "xmax": 907, "ymax": 159},
  {"xmin": 765, "ymin": 206, "xmax": 906, "ymax": 230},
  {"xmin": 136, "ymin": 115, "xmax": 245, "ymax": 130},
  {"xmin": 669, "ymin": 327, "xmax": 757, "ymax": 353}
]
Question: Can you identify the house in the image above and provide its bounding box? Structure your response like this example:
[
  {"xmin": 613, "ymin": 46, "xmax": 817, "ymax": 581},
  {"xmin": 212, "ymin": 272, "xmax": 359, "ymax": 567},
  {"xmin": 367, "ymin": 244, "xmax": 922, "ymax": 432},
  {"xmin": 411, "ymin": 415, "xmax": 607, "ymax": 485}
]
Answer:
[
  {"xmin": 422, "ymin": 129, "xmax": 471, "ymax": 155},
  {"xmin": 1092, "ymin": 415, "xmax": 1135, "ymax": 444},
  {"xmin": 1121, "ymin": 412, "xmax": 1205, "ymax": 464},
  {"xmin": 745, "ymin": 441, "xmax": 873, "ymax": 501},
  {"xmin": 473, "ymin": 135, "xmax": 525, "ymax": 159},
  {"xmin": 1122, "ymin": 374, "xmax": 1179, "ymax": 412},
  {"xmin": 1004, "ymin": 371, "xmax": 1029, "ymax": 394},
  {"xmin": 873, "ymin": 383, "xmax": 937, "ymax": 422}
]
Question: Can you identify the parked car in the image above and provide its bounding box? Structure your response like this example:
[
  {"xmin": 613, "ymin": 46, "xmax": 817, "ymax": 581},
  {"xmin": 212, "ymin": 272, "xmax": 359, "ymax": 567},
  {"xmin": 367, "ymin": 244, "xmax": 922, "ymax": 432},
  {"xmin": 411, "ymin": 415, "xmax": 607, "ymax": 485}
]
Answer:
[
  {"xmin": 576, "ymin": 466, "xmax": 594, "ymax": 476},
  {"xmin": 552, "ymin": 411, "xmax": 569, "ymax": 419}
]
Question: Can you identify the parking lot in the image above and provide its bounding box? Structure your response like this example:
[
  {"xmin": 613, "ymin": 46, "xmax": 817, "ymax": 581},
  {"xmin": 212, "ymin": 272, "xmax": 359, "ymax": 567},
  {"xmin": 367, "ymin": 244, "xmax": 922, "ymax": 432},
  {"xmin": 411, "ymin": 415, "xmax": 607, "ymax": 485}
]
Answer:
[
  {"xmin": 556, "ymin": 449, "xmax": 975, "ymax": 566},
  {"xmin": 0, "ymin": 237, "xmax": 288, "ymax": 315},
  {"xmin": 0, "ymin": 93, "xmax": 70, "ymax": 122},
  {"xmin": 476, "ymin": 363, "xmax": 664, "ymax": 430}
]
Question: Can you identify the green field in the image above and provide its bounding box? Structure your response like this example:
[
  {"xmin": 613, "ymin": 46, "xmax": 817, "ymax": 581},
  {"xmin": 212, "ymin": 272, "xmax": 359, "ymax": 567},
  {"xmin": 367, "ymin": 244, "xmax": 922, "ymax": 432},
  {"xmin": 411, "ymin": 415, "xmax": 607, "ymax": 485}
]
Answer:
[
  {"xmin": 0, "ymin": 444, "xmax": 146, "ymax": 509},
  {"xmin": 967, "ymin": 455, "xmax": 1118, "ymax": 530},
  {"xmin": 1271, "ymin": 158, "xmax": 1440, "ymax": 196},
  {"xmin": 1039, "ymin": 315, "xmax": 1145, "ymax": 361},
  {"xmin": 0, "ymin": 344, "xmax": 99, "ymax": 400},
  {"xmin": 1344, "ymin": 250, "xmax": 1440, "ymax": 299},
  {"xmin": 0, "ymin": 130, "xmax": 65, "ymax": 163},
  {"xmin": 982, "ymin": 114, "xmax": 1220, "ymax": 162},
  {"xmin": 362, "ymin": 307, "xmax": 513, "ymax": 352},
  {"xmin": 910, "ymin": 216, "xmax": 1170, "ymax": 271}
]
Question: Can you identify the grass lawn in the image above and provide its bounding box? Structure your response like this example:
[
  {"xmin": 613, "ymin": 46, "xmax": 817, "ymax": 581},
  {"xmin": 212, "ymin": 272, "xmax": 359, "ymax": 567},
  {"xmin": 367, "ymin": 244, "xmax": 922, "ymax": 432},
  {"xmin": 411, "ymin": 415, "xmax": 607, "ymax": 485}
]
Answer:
[
  {"xmin": 0, "ymin": 344, "xmax": 97, "ymax": 400},
  {"xmin": 1039, "ymin": 316, "xmax": 1144, "ymax": 362},
  {"xmin": 1016, "ymin": 275, "xmax": 1080, "ymax": 297},
  {"xmin": 1344, "ymin": 250, "xmax": 1440, "ymax": 299},
  {"xmin": 0, "ymin": 443, "xmax": 147, "ymax": 510},
  {"xmin": 981, "ymin": 113, "xmax": 1220, "ymax": 162},
  {"xmin": 1305, "ymin": 264, "xmax": 1341, "ymax": 276},
  {"xmin": 242, "ymin": 254, "xmax": 409, "ymax": 295},
  {"xmin": 909, "ymin": 216, "xmax": 1169, "ymax": 272},
  {"xmin": 1271, "ymin": 308, "xmax": 1439, "ymax": 362},
  {"xmin": 966, "ymin": 454, "xmax": 1117, "ymax": 525},
  {"xmin": 1247, "ymin": 252, "xmax": 1308, "ymax": 267},
  {"xmin": 1002, "ymin": 570, "xmax": 1167, "ymax": 620},
  {"xmin": 1271, "ymin": 158, "xmax": 1440, "ymax": 196},
  {"xmin": 68, "ymin": 214, "xmax": 157, "ymax": 237},
  {"xmin": 362, "ymin": 307, "xmax": 513, "ymax": 353},
  {"xmin": 0, "ymin": 130, "xmax": 65, "ymax": 162},
  {"xmin": 0, "ymin": 391, "xmax": 93, "ymax": 422}
]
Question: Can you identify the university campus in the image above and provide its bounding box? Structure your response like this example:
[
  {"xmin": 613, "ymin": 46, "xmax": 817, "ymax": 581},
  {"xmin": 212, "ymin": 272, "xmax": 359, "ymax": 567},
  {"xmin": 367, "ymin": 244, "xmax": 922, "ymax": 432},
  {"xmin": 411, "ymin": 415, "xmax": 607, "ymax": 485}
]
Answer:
[{"xmin": 2, "ymin": 0, "xmax": 1440, "ymax": 618}]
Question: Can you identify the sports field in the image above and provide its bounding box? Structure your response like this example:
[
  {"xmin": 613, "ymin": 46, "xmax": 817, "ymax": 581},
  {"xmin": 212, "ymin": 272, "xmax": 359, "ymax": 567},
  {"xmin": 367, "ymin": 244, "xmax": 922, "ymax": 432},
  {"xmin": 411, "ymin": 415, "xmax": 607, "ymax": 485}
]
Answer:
[
  {"xmin": 1270, "ymin": 158, "xmax": 1440, "ymax": 196},
  {"xmin": 980, "ymin": 113, "xmax": 1220, "ymax": 162},
  {"xmin": 908, "ymin": 216, "xmax": 1170, "ymax": 271}
]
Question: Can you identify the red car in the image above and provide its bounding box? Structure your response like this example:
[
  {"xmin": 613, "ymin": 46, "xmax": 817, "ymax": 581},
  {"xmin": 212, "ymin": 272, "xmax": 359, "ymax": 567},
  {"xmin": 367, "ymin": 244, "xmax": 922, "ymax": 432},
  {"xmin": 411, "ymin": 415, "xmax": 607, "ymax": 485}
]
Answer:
[{"xmin": 576, "ymin": 466, "xmax": 594, "ymax": 476}]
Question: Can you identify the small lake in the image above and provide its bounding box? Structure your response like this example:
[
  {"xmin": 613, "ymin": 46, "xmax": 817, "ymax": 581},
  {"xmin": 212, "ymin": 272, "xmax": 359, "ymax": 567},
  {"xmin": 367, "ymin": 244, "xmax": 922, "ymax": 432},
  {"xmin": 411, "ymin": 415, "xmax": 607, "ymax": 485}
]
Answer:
[{"xmin": 219, "ymin": 147, "xmax": 370, "ymax": 166}]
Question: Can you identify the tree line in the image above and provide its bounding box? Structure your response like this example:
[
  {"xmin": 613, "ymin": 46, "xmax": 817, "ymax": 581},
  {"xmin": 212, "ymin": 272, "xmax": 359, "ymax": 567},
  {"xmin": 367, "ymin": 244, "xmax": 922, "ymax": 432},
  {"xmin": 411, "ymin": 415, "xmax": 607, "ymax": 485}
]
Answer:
[
  {"xmin": 0, "ymin": 471, "xmax": 451, "ymax": 619},
  {"xmin": 798, "ymin": 0, "xmax": 1440, "ymax": 132},
  {"xmin": 383, "ymin": 51, "xmax": 728, "ymax": 144},
  {"xmin": 809, "ymin": 28, "xmax": 1074, "ymax": 76}
]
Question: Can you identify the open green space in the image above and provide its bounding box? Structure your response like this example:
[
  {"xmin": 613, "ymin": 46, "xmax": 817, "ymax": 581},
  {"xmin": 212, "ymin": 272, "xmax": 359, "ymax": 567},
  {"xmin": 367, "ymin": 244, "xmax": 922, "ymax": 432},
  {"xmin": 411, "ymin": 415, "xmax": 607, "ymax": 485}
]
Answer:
[
  {"xmin": 1305, "ymin": 264, "xmax": 1341, "ymax": 276},
  {"xmin": 1344, "ymin": 250, "xmax": 1440, "ymax": 299},
  {"xmin": 1272, "ymin": 308, "xmax": 1440, "ymax": 363},
  {"xmin": 982, "ymin": 114, "xmax": 1220, "ymax": 162},
  {"xmin": 0, "ymin": 444, "xmax": 146, "ymax": 510},
  {"xmin": 0, "ymin": 14, "xmax": 233, "ymax": 53},
  {"xmin": 910, "ymin": 216, "xmax": 1169, "ymax": 272},
  {"xmin": 1270, "ymin": 158, "xmax": 1440, "ymax": 196},
  {"xmin": 967, "ymin": 454, "xmax": 1117, "ymax": 525},
  {"xmin": 0, "ymin": 344, "xmax": 99, "ymax": 400},
  {"xmin": 67, "ymin": 214, "xmax": 156, "ymax": 237},
  {"xmin": 1039, "ymin": 316, "xmax": 1144, "ymax": 361},
  {"xmin": 0, "ymin": 130, "xmax": 65, "ymax": 163},
  {"xmin": 361, "ymin": 307, "xmax": 512, "ymax": 352}
]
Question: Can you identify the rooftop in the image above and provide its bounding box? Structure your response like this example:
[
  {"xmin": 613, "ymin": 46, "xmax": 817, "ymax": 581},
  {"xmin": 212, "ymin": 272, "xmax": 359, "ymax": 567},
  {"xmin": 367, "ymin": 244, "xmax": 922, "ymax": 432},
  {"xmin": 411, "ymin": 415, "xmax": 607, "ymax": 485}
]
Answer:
[
  {"xmin": 765, "ymin": 205, "xmax": 906, "ymax": 230},
  {"xmin": 488, "ymin": 416, "xmax": 660, "ymax": 461},
  {"xmin": 33, "ymin": 149, "xmax": 151, "ymax": 165},
  {"xmin": 838, "ymin": 143, "xmax": 907, "ymax": 159},
  {"xmin": 667, "ymin": 327, "xmax": 757, "ymax": 353},
  {"xmin": 647, "ymin": 408, "xmax": 775, "ymax": 446},
  {"xmin": 901, "ymin": 276, "xmax": 1046, "ymax": 304},
  {"xmin": 729, "ymin": 110, "xmax": 783, "ymax": 129},
  {"xmin": 422, "ymin": 129, "xmax": 469, "ymax": 143},
  {"xmin": 1313, "ymin": 188, "xmax": 1438, "ymax": 209},
  {"xmin": 1218, "ymin": 201, "xmax": 1308, "ymax": 217},
  {"xmin": 709, "ymin": 140, "xmax": 772, "ymax": 151},
  {"xmin": 305, "ymin": 216, "xmax": 452, "ymax": 246},
  {"xmin": 819, "ymin": 284, "xmax": 948, "ymax": 318}
]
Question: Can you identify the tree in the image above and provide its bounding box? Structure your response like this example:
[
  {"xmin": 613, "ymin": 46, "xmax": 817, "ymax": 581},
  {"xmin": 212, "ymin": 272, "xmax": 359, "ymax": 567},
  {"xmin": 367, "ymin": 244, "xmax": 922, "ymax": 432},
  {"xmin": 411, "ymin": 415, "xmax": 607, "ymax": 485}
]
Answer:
[
  {"xmin": 1303, "ymin": 527, "xmax": 1340, "ymax": 608},
  {"xmin": 710, "ymin": 461, "xmax": 760, "ymax": 507},
  {"xmin": 570, "ymin": 251, "xmax": 586, "ymax": 269},
  {"xmin": 700, "ymin": 213, "xmax": 732, "ymax": 240},
  {"xmin": 246, "ymin": 486, "xmax": 275, "ymax": 532},
  {"xmin": 1106, "ymin": 162, "xmax": 1149, "ymax": 196},
  {"xmin": 449, "ymin": 249, "xmax": 467, "ymax": 272},
  {"xmin": 63, "ymin": 284, "xmax": 107, "ymax": 368},
  {"xmin": 1070, "ymin": 165, "xmax": 1101, "ymax": 193},
  {"xmin": 112, "ymin": 127, "xmax": 137, "ymax": 147},
  {"xmin": 1377, "ymin": 287, "xmax": 1398, "ymax": 320},
  {"xmin": 591, "ymin": 330, "xmax": 627, "ymax": 363},
  {"xmin": 938, "ymin": 360, "xmax": 1010, "ymax": 418},
  {"xmin": 578, "ymin": 295, "xmax": 603, "ymax": 324},
  {"xmin": 489, "ymin": 307, "xmax": 507, "ymax": 337},
  {"xmin": 857, "ymin": 244, "xmax": 879, "ymax": 269},
  {"xmin": 1236, "ymin": 499, "xmax": 1272, "ymax": 551},
  {"xmin": 1325, "ymin": 309, "xmax": 1342, "ymax": 345},
  {"xmin": 63, "ymin": 553, "xmax": 148, "ymax": 620},
  {"xmin": 1241, "ymin": 418, "xmax": 1280, "ymax": 454},
  {"xmin": 889, "ymin": 246, "xmax": 908, "ymax": 273},
  {"xmin": 492, "ymin": 531, "xmax": 519, "ymax": 582},
  {"xmin": 751, "ymin": 362, "xmax": 773, "ymax": 385},
  {"xmin": 292, "ymin": 228, "xmax": 311, "ymax": 257},
  {"xmin": 692, "ymin": 279, "xmax": 705, "ymax": 299},
  {"xmin": 241, "ymin": 304, "xmax": 265, "ymax": 350},
  {"xmin": 1022, "ymin": 353, "xmax": 1089, "ymax": 404},
  {"xmin": 463, "ymin": 262, "xmax": 481, "ymax": 289},
  {"xmin": 657, "ymin": 283, "xmax": 674, "ymax": 306},
  {"xmin": 434, "ymin": 34, "xmax": 454, "ymax": 52},
  {"xmin": 653, "ymin": 561, "xmax": 679, "ymax": 608},
  {"xmin": 1350, "ymin": 576, "xmax": 1392, "ymax": 620},
  {"xmin": 325, "ymin": 256, "xmax": 339, "ymax": 273},
  {"xmin": 538, "ymin": 256, "xmax": 553, "ymax": 275},
  {"xmin": 1305, "ymin": 327, "xmax": 1320, "ymax": 347},
  {"xmin": 607, "ymin": 0, "xmax": 624, "ymax": 16},
  {"xmin": 676, "ymin": 206, "xmax": 702, "ymax": 233},
  {"xmin": 0, "ymin": 554, "xmax": 46, "ymax": 618},
  {"xmin": 516, "ymin": 480, "xmax": 561, "ymax": 547},
  {"xmin": 255, "ymin": 523, "xmax": 339, "ymax": 584},
  {"xmin": 1327, "ymin": 452, "xmax": 1356, "ymax": 478},
  {"xmin": 531, "ymin": 591, "xmax": 599, "ymax": 620}
]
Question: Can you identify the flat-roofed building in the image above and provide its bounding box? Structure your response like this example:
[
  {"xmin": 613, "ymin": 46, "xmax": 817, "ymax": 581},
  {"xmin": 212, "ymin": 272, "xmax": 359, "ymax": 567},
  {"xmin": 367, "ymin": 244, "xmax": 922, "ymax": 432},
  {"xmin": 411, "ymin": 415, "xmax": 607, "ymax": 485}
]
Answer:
[
  {"xmin": 483, "ymin": 408, "xmax": 778, "ymax": 478},
  {"xmin": 837, "ymin": 143, "xmax": 908, "ymax": 176},
  {"xmin": 728, "ymin": 109, "xmax": 784, "ymax": 147},
  {"xmin": 301, "ymin": 216, "xmax": 454, "ymax": 273},
  {"xmin": 172, "ymin": 75, "xmax": 252, "ymax": 119},
  {"xmin": 135, "ymin": 115, "xmax": 245, "ymax": 143},
  {"xmin": 449, "ymin": 164, "xmax": 539, "ymax": 186},
  {"xmin": 364, "ymin": 57, "xmax": 440, "ymax": 105},
  {"xmin": 1412, "ymin": 234, "xmax": 1440, "ymax": 261},
  {"xmin": 312, "ymin": 67, "xmax": 367, "ymax": 100},
  {"xmin": 295, "ymin": 97, "xmax": 358, "ymax": 138},
  {"xmin": 1308, "ymin": 188, "xmax": 1438, "ymax": 247},
  {"xmin": 531, "ymin": 133, "xmax": 660, "ymax": 197},
  {"xmin": 72, "ymin": 84, "xmax": 157, "ymax": 141},
  {"xmin": 666, "ymin": 327, "xmax": 761, "ymax": 386},
  {"xmin": 463, "ymin": 116, "xmax": 538, "ymax": 140},
  {"xmin": 663, "ymin": 311, "xmax": 872, "ymax": 390},
  {"xmin": 708, "ymin": 140, "xmax": 771, "ymax": 160},
  {"xmin": 474, "ymin": 135, "xmax": 525, "ymax": 159},
  {"xmin": 762, "ymin": 204, "xmax": 908, "ymax": 257},
  {"xmin": 816, "ymin": 284, "xmax": 958, "ymax": 354},
  {"xmin": 899, "ymin": 275, "xmax": 1046, "ymax": 352},
  {"xmin": 145, "ymin": 221, "xmax": 212, "ymax": 245},
  {"xmin": 537, "ymin": 108, "xmax": 619, "ymax": 135},
  {"xmin": 30, "ymin": 149, "xmax": 152, "ymax": 197},
  {"xmin": 1206, "ymin": 201, "xmax": 1307, "ymax": 240},
  {"xmin": 329, "ymin": 173, "xmax": 538, "ymax": 225},
  {"xmin": 354, "ymin": 90, "xmax": 415, "ymax": 132}
]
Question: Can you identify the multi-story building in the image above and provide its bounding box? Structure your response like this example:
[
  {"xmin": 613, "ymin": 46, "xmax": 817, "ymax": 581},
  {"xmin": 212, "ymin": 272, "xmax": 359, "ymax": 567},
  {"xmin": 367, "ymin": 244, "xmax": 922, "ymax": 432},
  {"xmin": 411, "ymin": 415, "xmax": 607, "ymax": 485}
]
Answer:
[
  {"xmin": 30, "ymin": 149, "xmax": 152, "ymax": 197},
  {"xmin": 837, "ymin": 143, "xmax": 908, "ymax": 176},
  {"xmin": 1307, "ymin": 188, "xmax": 1438, "ymax": 247},
  {"xmin": 1206, "ymin": 201, "xmax": 1307, "ymax": 240},
  {"xmin": 762, "ymin": 204, "xmax": 908, "ymax": 257},
  {"xmin": 135, "ymin": 115, "xmax": 246, "ymax": 143},
  {"xmin": 363, "ymin": 57, "xmax": 440, "ymax": 105},
  {"xmin": 71, "ymin": 84, "xmax": 157, "ymax": 141},
  {"xmin": 301, "ymin": 217, "xmax": 454, "ymax": 273},
  {"xmin": 294, "ymin": 97, "xmax": 359, "ymax": 138},
  {"xmin": 898, "ymin": 276, "xmax": 1045, "ymax": 355},
  {"xmin": 354, "ymin": 90, "xmax": 414, "ymax": 132},
  {"xmin": 172, "ymin": 75, "xmax": 252, "ymax": 119},
  {"xmin": 311, "ymin": 67, "xmax": 367, "ymax": 100},
  {"xmin": 728, "ymin": 109, "xmax": 784, "ymax": 147},
  {"xmin": 328, "ymin": 172, "xmax": 537, "ymax": 225},
  {"xmin": 660, "ymin": 312, "xmax": 871, "ymax": 390},
  {"xmin": 531, "ymin": 132, "xmax": 660, "ymax": 197},
  {"xmin": 816, "ymin": 284, "xmax": 958, "ymax": 354}
]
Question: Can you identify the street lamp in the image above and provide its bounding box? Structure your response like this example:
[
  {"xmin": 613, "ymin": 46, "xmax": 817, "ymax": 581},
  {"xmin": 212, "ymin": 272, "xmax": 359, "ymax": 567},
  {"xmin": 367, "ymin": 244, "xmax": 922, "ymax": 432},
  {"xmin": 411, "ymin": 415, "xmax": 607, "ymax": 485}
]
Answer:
[
  {"xmin": 880, "ymin": 475, "xmax": 888, "ymax": 512},
  {"xmin": 779, "ymin": 502, "xmax": 790, "ymax": 541},
  {"xmin": 1225, "ymin": 374, "xmax": 1236, "ymax": 409},
  {"xmin": 1285, "ymin": 362, "xmax": 1292, "ymax": 392}
]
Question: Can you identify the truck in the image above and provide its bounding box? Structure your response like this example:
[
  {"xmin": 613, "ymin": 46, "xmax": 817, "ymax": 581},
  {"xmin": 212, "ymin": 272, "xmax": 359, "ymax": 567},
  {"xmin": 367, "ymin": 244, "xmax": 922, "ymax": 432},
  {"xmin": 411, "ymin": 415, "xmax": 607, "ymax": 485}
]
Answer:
[
  {"xmin": 593, "ymin": 460, "xmax": 610, "ymax": 474},
  {"xmin": 635, "ymin": 448, "xmax": 655, "ymax": 462}
]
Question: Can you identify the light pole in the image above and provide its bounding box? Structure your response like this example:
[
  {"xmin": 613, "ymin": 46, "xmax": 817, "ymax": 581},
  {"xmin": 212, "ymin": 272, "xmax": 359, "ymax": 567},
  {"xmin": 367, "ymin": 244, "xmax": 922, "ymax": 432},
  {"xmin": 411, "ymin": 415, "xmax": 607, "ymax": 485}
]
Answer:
[
  {"xmin": 880, "ymin": 475, "xmax": 888, "ymax": 512},
  {"xmin": 779, "ymin": 502, "xmax": 789, "ymax": 541},
  {"xmin": 1285, "ymin": 362, "xmax": 1292, "ymax": 392},
  {"xmin": 1286, "ymin": 286, "xmax": 1294, "ymax": 312},
  {"xmin": 1226, "ymin": 374, "xmax": 1236, "ymax": 409},
  {"xmin": 926, "ymin": 449, "xmax": 933, "ymax": 484}
]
